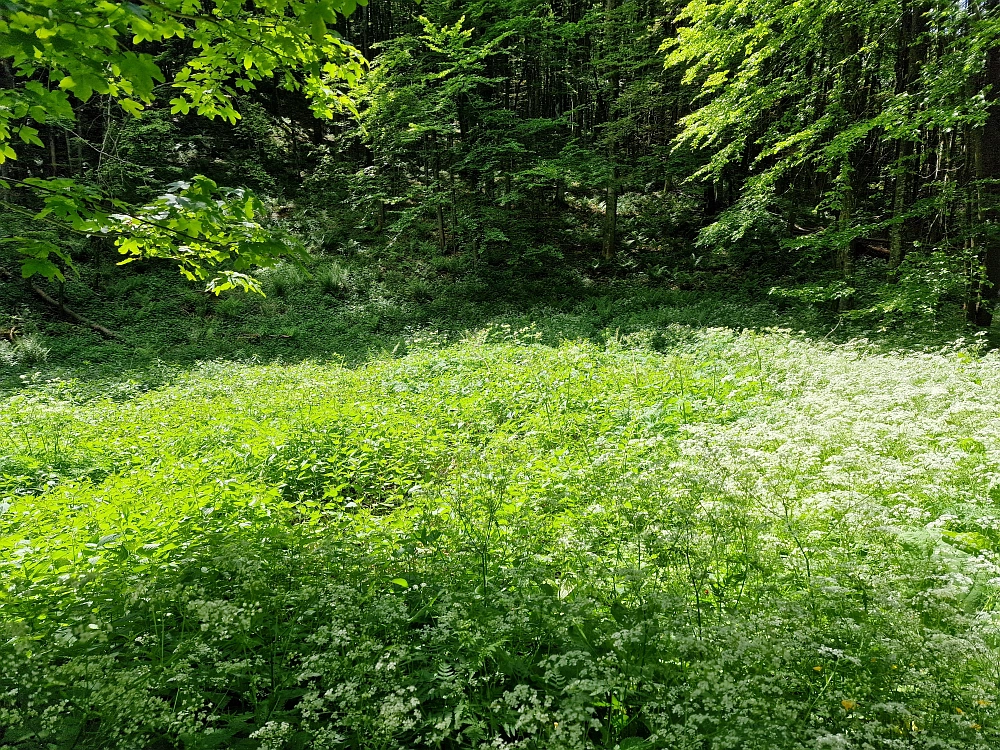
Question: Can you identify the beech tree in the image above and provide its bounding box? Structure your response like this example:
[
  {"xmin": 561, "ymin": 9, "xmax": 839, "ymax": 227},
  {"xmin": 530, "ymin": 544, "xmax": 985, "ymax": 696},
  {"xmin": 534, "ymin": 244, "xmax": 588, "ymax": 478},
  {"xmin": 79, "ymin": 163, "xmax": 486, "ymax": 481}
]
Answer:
[
  {"xmin": 665, "ymin": 0, "xmax": 1000, "ymax": 318},
  {"xmin": 0, "ymin": 0, "xmax": 365, "ymax": 291}
]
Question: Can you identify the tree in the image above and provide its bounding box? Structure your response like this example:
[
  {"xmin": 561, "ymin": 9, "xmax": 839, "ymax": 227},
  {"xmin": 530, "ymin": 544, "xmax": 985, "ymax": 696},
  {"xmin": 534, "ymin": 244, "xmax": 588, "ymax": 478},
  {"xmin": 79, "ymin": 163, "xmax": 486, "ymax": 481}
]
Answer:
[
  {"xmin": 0, "ymin": 0, "xmax": 365, "ymax": 292},
  {"xmin": 665, "ymin": 0, "xmax": 1000, "ymax": 321}
]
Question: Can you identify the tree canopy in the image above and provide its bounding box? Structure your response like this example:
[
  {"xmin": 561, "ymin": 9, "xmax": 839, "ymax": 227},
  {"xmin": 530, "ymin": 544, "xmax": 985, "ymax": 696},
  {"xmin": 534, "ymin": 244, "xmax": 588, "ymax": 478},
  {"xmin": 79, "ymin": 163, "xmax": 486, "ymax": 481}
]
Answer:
[
  {"xmin": 1, "ymin": 0, "xmax": 365, "ymax": 290},
  {"xmin": 3, "ymin": 0, "xmax": 1000, "ymax": 322}
]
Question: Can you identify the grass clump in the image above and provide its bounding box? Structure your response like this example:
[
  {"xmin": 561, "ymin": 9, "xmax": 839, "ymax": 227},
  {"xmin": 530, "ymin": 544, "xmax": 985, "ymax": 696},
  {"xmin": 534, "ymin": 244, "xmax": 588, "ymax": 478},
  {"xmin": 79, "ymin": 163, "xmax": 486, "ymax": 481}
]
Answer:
[
  {"xmin": 2, "ymin": 328, "xmax": 1000, "ymax": 748},
  {"xmin": 317, "ymin": 261, "xmax": 350, "ymax": 296},
  {"xmin": 0, "ymin": 334, "xmax": 50, "ymax": 367},
  {"xmin": 263, "ymin": 262, "xmax": 307, "ymax": 298}
]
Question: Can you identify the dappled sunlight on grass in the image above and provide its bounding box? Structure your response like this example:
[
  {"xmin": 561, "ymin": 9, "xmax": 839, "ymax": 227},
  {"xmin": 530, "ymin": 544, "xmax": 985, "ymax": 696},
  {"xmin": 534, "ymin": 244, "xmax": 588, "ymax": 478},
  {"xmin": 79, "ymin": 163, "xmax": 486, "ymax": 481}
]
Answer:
[{"xmin": 3, "ymin": 328, "xmax": 1000, "ymax": 747}]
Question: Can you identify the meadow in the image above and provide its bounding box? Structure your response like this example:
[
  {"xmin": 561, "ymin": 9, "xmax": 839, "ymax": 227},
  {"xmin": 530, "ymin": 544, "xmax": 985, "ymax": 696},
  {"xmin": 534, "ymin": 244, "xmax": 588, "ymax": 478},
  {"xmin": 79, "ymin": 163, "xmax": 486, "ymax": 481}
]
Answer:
[
  {"xmin": 5, "ymin": 0, "xmax": 1000, "ymax": 745},
  {"xmin": 3, "ymin": 266, "xmax": 1000, "ymax": 748}
]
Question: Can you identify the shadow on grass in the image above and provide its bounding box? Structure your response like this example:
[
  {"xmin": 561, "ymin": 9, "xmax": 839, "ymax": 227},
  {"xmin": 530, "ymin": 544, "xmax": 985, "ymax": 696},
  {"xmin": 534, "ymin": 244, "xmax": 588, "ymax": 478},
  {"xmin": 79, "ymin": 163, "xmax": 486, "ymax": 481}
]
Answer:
[{"xmin": 0, "ymin": 249, "xmax": 978, "ymax": 394}]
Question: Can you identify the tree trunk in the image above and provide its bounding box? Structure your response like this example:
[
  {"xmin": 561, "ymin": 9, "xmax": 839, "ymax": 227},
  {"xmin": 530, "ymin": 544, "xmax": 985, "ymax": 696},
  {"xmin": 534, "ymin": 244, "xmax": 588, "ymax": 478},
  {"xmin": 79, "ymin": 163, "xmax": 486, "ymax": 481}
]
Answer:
[
  {"xmin": 979, "ymin": 39, "xmax": 1000, "ymax": 303},
  {"xmin": 888, "ymin": 140, "xmax": 913, "ymax": 272},
  {"xmin": 834, "ymin": 22, "xmax": 864, "ymax": 312},
  {"xmin": 966, "ymin": 127, "xmax": 988, "ymax": 324},
  {"xmin": 450, "ymin": 168, "xmax": 457, "ymax": 247},
  {"xmin": 837, "ymin": 166, "xmax": 855, "ymax": 313},
  {"xmin": 437, "ymin": 203, "xmax": 446, "ymax": 252},
  {"xmin": 965, "ymin": 2, "xmax": 1000, "ymax": 324},
  {"xmin": 64, "ymin": 130, "xmax": 75, "ymax": 177},
  {"xmin": 603, "ymin": 170, "xmax": 617, "ymax": 260},
  {"xmin": 48, "ymin": 130, "xmax": 58, "ymax": 177},
  {"xmin": 889, "ymin": 3, "xmax": 928, "ymax": 277}
]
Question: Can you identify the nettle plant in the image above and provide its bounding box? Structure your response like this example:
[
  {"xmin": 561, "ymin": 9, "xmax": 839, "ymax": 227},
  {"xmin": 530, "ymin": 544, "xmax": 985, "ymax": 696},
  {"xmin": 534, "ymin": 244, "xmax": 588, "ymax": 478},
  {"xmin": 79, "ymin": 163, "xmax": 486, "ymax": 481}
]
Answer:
[{"xmin": 0, "ymin": 0, "xmax": 366, "ymax": 292}]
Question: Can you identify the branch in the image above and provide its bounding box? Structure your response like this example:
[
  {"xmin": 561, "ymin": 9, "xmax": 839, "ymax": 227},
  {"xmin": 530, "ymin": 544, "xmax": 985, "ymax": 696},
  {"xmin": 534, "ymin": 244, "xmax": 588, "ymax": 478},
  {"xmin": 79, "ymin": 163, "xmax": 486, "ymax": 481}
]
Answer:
[
  {"xmin": 31, "ymin": 284, "xmax": 123, "ymax": 341},
  {"xmin": 5, "ymin": 178, "xmax": 242, "ymax": 248},
  {"xmin": 135, "ymin": 0, "xmax": 306, "ymax": 63},
  {"xmin": 135, "ymin": 0, "xmax": 212, "ymax": 24}
]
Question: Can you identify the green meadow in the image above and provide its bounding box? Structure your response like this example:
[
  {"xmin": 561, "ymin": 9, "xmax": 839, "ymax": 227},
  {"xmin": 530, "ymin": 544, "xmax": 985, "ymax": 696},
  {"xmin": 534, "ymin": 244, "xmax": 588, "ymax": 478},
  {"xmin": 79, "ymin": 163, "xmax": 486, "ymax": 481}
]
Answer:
[{"xmin": 3, "ymin": 306, "xmax": 1000, "ymax": 748}]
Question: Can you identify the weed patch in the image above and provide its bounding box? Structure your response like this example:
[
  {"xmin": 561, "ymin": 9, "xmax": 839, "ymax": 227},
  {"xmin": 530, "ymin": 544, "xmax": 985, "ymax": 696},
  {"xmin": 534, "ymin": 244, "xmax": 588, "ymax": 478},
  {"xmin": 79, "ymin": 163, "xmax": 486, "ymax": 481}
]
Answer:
[{"xmin": 2, "ymin": 330, "xmax": 1000, "ymax": 747}]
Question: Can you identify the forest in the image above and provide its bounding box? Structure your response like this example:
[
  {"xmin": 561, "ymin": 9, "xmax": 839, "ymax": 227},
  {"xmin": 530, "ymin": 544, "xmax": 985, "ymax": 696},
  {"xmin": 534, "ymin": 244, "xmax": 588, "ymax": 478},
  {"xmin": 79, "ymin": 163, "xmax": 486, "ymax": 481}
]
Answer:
[{"xmin": 4, "ymin": 0, "xmax": 1000, "ymax": 747}]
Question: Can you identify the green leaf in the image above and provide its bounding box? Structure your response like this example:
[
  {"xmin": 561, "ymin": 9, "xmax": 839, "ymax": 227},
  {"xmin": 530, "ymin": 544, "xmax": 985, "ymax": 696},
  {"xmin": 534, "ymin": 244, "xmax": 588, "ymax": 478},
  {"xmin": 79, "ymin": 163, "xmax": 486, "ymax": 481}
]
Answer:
[
  {"xmin": 16, "ymin": 126, "xmax": 41, "ymax": 146},
  {"xmin": 169, "ymin": 98, "xmax": 192, "ymax": 115},
  {"xmin": 20, "ymin": 257, "xmax": 64, "ymax": 281},
  {"xmin": 119, "ymin": 98, "xmax": 144, "ymax": 117}
]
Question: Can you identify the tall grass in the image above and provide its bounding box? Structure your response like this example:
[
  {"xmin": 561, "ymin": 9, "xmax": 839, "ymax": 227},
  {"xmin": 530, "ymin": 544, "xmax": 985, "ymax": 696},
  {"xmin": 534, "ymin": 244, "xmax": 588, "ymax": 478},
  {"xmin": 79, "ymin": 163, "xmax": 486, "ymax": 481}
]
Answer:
[{"xmin": 2, "ymin": 327, "xmax": 999, "ymax": 748}]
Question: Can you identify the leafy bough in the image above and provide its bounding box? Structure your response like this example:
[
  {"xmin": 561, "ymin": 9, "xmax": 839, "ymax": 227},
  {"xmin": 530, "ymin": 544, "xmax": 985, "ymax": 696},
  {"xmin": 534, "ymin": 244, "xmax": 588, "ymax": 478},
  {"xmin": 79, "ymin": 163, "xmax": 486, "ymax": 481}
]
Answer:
[
  {"xmin": 2, "ymin": 176, "xmax": 308, "ymax": 294},
  {"xmin": 0, "ymin": 0, "xmax": 366, "ymax": 290}
]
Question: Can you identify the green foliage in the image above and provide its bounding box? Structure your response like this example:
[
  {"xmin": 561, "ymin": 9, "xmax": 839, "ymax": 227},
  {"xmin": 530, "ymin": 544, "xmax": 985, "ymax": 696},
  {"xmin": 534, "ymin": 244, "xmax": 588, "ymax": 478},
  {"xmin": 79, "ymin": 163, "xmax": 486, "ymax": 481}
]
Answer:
[
  {"xmin": 5, "ymin": 176, "xmax": 305, "ymax": 293},
  {"xmin": 0, "ymin": 0, "xmax": 366, "ymax": 286},
  {"xmin": 3, "ymin": 329, "xmax": 1000, "ymax": 747},
  {"xmin": 9, "ymin": 0, "xmax": 1000, "ymax": 736},
  {"xmin": 0, "ymin": 236, "xmax": 72, "ymax": 282},
  {"xmin": 261, "ymin": 261, "xmax": 308, "ymax": 298},
  {"xmin": 863, "ymin": 251, "xmax": 968, "ymax": 319},
  {"xmin": 0, "ymin": 0, "xmax": 365, "ymax": 155},
  {"xmin": 109, "ymin": 177, "xmax": 308, "ymax": 294},
  {"xmin": 665, "ymin": 0, "xmax": 1000, "ymax": 294},
  {"xmin": 0, "ymin": 333, "xmax": 50, "ymax": 366},
  {"xmin": 317, "ymin": 261, "xmax": 351, "ymax": 296}
]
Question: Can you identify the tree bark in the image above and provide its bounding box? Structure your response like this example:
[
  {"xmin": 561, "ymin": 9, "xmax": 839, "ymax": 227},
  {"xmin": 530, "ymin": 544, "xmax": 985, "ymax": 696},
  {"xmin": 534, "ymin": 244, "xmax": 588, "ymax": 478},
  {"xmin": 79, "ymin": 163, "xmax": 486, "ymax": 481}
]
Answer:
[
  {"xmin": 31, "ymin": 284, "xmax": 123, "ymax": 341},
  {"xmin": 48, "ymin": 130, "xmax": 58, "ymax": 177},
  {"xmin": 965, "ymin": 1, "xmax": 1000, "ymax": 324},
  {"xmin": 436, "ymin": 203, "xmax": 446, "ymax": 252},
  {"xmin": 603, "ymin": 170, "xmax": 617, "ymax": 260},
  {"xmin": 889, "ymin": 140, "xmax": 913, "ymax": 272},
  {"xmin": 979, "ymin": 39, "xmax": 1000, "ymax": 300},
  {"xmin": 837, "ymin": 167, "xmax": 855, "ymax": 313},
  {"xmin": 889, "ymin": 4, "xmax": 928, "ymax": 275},
  {"xmin": 836, "ymin": 22, "xmax": 864, "ymax": 311}
]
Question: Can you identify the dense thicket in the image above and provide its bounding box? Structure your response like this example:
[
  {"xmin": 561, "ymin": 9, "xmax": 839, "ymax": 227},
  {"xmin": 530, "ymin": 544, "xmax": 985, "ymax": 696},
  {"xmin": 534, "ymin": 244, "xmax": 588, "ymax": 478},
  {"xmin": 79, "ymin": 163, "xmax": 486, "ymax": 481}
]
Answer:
[{"xmin": 2, "ymin": 0, "xmax": 1000, "ymax": 323}]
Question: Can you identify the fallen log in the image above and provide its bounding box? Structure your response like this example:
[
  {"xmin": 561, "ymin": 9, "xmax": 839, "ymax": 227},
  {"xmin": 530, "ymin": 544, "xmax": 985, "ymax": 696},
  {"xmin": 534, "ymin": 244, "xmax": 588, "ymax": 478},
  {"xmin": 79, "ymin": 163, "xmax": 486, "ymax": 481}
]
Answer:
[{"xmin": 31, "ymin": 284, "xmax": 123, "ymax": 342}]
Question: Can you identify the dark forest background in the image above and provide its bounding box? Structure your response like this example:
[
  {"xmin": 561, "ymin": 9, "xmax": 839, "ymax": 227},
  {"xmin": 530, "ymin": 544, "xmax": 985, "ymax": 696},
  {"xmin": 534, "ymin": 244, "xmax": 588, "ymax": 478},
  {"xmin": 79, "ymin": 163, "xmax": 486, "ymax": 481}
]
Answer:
[{"xmin": 4, "ymin": 0, "xmax": 1000, "ymax": 364}]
